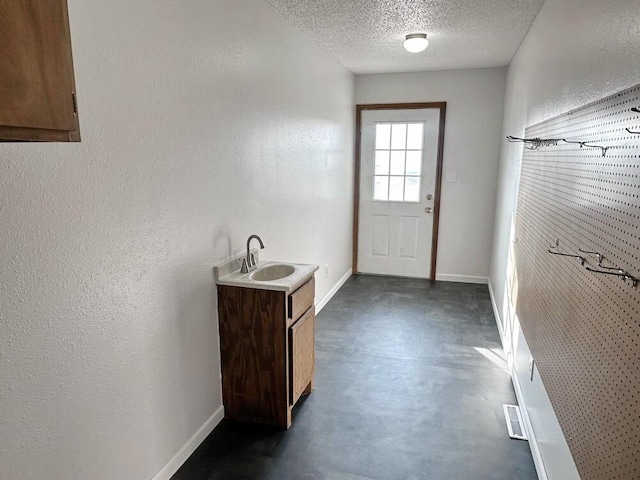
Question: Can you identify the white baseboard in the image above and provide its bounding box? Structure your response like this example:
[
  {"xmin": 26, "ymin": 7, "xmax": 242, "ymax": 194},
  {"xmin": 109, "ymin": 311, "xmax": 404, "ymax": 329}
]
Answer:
[
  {"xmin": 434, "ymin": 274, "xmax": 488, "ymax": 284},
  {"xmin": 316, "ymin": 268, "xmax": 352, "ymax": 313},
  {"xmin": 510, "ymin": 364, "xmax": 549, "ymax": 480},
  {"xmin": 488, "ymin": 280, "xmax": 547, "ymax": 480},
  {"xmin": 151, "ymin": 405, "xmax": 225, "ymax": 480}
]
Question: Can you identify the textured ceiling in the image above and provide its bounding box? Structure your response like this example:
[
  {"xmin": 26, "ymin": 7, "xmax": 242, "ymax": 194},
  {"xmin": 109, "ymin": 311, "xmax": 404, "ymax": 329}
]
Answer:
[{"xmin": 265, "ymin": 0, "xmax": 545, "ymax": 74}]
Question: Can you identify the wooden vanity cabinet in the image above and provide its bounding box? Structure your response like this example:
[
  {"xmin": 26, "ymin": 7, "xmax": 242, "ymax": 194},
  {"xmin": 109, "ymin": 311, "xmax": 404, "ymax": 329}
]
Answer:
[
  {"xmin": 0, "ymin": 0, "xmax": 80, "ymax": 141},
  {"xmin": 217, "ymin": 277, "xmax": 315, "ymax": 429}
]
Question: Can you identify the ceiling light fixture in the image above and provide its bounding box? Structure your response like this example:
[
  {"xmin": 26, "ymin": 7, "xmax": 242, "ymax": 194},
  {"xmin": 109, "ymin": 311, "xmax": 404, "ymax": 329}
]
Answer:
[{"xmin": 403, "ymin": 33, "xmax": 429, "ymax": 53}]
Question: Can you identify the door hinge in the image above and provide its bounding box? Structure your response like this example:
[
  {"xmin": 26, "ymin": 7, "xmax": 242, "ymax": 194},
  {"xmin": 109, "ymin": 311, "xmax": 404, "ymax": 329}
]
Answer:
[{"xmin": 72, "ymin": 92, "xmax": 78, "ymax": 114}]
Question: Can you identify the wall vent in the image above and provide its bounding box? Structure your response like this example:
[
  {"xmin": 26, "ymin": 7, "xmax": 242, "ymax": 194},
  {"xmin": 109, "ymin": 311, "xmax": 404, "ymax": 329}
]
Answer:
[{"xmin": 503, "ymin": 404, "xmax": 528, "ymax": 440}]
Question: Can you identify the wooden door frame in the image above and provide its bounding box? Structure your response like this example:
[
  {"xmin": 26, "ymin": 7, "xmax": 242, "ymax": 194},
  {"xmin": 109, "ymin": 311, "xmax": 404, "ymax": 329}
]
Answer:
[{"xmin": 353, "ymin": 102, "xmax": 447, "ymax": 280}]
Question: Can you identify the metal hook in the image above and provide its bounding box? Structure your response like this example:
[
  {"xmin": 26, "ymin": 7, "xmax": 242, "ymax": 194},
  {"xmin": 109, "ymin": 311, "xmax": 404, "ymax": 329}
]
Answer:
[
  {"xmin": 507, "ymin": 136, "xmax": 561, "ymax": 150},
  {"xmin": 563, "ymin": 139, "xmax": 585, "ymax": 147},
  {"xmin": 579, "ymin": 248, "xmax": 602, "ymax": 263},
  {"xmin": 582, "ymin": 143, "xmax": 609, "ymax": 157},
  {"xmin": 563, "ymin": 139, "xmax": 611, "ymax": 157},
  {"xmin": 595, "ymin": 260, "xmax": 625, "ymax": 273},
  {"xmin": 507, "ymin": 135, "xmax": 541, "ymax": 150},
  {"xmin": 625, "ymin": 127, "xmax": 640, "ymax": 135},
  {"xmin": 579, "ymin": 142, "xmax": 609, "ymax": 157},
  {"xmin": 631, "ymin": 106, "xmax": 640, "ymax": 113},
  {"xmin": 585, "ymin": 267, "xmax": 639, "ymax": 288},
  {"xmin": 548, "ymin": 249, "xmax": 586, "ymax": 265},
  {"xmin": 580, "ymin": 248, "xmax": 627, "ymax": 273}
]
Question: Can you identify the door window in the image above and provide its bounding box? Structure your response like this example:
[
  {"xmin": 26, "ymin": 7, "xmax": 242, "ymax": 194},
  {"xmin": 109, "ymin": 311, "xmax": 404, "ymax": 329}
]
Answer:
[{"xmin": 373, "ymin": 122, "xmax": 424, "ymax": 202}]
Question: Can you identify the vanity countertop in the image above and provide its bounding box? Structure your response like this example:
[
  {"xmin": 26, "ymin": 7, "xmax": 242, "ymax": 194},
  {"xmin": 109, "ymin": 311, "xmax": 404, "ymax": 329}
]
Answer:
[{"xmin": 214, "ymin": 253, "xmax": 318, "ymax": 293}]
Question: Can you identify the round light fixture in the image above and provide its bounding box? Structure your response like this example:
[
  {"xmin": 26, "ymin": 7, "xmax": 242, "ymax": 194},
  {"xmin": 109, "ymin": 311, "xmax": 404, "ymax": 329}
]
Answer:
[{"xmin": 403, "ymin": 33, "xmax": 429, "ymax": 53}]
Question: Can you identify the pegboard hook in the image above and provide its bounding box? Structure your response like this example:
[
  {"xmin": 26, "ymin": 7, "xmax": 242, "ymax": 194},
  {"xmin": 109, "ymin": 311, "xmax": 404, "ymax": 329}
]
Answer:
[
  {"xmin": 507, "ymin": 135, "xmax": 562, "ymax": 150},
  {"xmin": 578, "ymin": 248, "xmax": 603, "ymax": 264},
  {"xmin": 625, "ymin": 276, "xmax": 639, "ymax": 288},
  {"xmin": 548, "ymin": 249, "xmax": 586, "ymax": 265},
  {"xmin": 579, "ymin": 249, "xmax": 626, "ymax": 273},
  {"xmin": 563, "ymin": 139, "xmax": 611, "ymax": 157},
  {"xmin": 585, "ymin": 266, "xmax": 639, "ymax": 288}
]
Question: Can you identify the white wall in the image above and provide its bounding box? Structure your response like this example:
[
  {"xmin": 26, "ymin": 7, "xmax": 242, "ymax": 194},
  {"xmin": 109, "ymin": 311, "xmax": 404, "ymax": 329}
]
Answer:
[
  {"xmin": 355, "ymin": 68, "xmax": 507, "ymax": 282},
  {"xmin": 0, "ymin": 1, "xmax": 354, "ymax": 479},
  {"xmin": 490, "ymin": 0, "xmax": 640, "ymax": 478}
]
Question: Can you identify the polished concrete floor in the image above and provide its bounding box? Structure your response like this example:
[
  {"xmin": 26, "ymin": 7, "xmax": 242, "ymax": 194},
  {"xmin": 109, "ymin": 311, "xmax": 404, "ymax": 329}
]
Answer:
[{"xmin": 173, "ymin": 275, "xmax": 537, "ymax": 480}]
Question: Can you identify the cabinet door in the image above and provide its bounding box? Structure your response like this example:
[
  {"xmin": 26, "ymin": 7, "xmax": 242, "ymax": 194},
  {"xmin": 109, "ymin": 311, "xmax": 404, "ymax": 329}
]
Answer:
[
  {"xmin": 289, "ymin": 309, "xmax": 315, "ymax": 406},
  {"xmin": 0, "ymin": 0, "xmax": 80, "ymax": 141}
]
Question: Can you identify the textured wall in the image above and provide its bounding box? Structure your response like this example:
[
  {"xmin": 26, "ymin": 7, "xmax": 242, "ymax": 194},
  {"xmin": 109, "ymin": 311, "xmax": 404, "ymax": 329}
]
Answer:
[
  {"xmin": 355, "ymin": 68, "xmax": 507, "ymax": 281},
  {"xmin": 0, "ymin": 1, "xmax": 354, "ymax": 479},
  {"xmin": 490, "ymin": 0, "xmax": 640, "ymax": 478}
]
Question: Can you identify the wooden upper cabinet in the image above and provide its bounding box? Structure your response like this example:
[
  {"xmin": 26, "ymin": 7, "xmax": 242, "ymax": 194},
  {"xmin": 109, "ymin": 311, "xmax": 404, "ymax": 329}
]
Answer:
[{"xmin": 0, "ymin": 0, "xmax": 80, "ymax": 141}]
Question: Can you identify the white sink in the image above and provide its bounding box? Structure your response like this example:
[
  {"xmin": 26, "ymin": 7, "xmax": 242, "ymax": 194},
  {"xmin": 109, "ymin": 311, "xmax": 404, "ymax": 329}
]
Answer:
[
  {"xmin": 215, "ymin": 257, "xmax": 319, "ymax": 292},
  {"xmin": 250, "ymin": 264, "xmax": 296, "ymax": 281}
]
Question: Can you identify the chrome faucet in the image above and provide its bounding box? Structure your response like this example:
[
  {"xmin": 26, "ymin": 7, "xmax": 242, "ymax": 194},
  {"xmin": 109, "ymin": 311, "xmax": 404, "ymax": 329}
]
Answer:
[{"xmin": 241, "ymin": 234, "xmax": 265, "ymax": 273}]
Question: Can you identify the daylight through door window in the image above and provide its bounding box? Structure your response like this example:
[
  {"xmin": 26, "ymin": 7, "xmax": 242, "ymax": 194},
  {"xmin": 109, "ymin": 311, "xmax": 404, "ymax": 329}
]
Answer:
[{"xmin": 373, "ymin": 122, "xmax": 424, "ymax": 202}]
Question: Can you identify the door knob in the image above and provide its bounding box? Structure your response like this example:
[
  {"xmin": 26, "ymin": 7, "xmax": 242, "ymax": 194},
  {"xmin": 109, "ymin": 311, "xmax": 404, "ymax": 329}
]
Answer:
[{"xmin": 425, "ymin": 207, "xmax": 432, "ymax": 214}]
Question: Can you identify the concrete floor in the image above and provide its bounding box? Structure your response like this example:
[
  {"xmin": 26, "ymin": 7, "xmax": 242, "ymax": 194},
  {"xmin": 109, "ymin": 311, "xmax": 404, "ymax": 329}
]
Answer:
[{"xmin": 172, "ymin": 275, "xmax": 537, "ymax": 480}]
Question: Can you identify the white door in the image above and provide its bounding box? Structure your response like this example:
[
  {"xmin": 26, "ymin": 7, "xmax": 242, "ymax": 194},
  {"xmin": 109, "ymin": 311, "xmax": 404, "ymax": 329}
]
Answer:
[{"xmin": 357, "ymin": 109, "xmax": 441, "ymax": 278}]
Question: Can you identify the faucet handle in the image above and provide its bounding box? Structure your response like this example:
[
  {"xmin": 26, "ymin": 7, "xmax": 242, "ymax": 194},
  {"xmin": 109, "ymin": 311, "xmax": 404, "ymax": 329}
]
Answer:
[
  {"xmin": 240, "ymin": 257, "xmax": 250, "ymax": 274},
  {"xmin": 240, "ymin": 253, "xmax": 258, "ymax": 274}
]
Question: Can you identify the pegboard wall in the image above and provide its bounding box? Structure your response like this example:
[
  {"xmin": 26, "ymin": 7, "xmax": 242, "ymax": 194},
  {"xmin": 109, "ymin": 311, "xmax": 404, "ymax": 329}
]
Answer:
[{"xmin": 513, "ymin": 85, "xmax": 640, "ymax": 480}]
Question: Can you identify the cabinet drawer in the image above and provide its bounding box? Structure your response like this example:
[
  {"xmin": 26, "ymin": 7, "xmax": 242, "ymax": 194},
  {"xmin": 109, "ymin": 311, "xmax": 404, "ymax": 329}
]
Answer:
[
  {"xmin": 288, "ymin": 277, "xmax": 314, "ymax": 322},
  {"xmin": 289, "ymin": 308, "xmax": 314, "ymax": 406}
]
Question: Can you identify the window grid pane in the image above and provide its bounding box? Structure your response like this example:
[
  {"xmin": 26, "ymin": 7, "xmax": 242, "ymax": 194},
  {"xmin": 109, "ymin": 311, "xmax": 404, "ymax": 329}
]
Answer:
[
  {"xmin": 373, "ymin": 122, "xmax": 424, "ymax": 203},
  {"xmin": 389, "ymin": 151, "xmax": 405, "ymax": 175},
  {"xmin": 389, "ymin": 176, "xmax": 404, "ymax": 201},
  {"xmin": 391, "ymin": 124, "xmax": 407, "ymax": 149},
  {"xmin": 405, "ymin": 150, "xmax": 422, "ymax": 176},
  {"xmin": 376, "ymin": 124, "xmax": 391, "ymax": 150},
  {"xmin": 404, "ymin": 176, "xmax": 420, "ymax": 202},
  {"xmin": 374, "ymin": 175, "xmax": 389, "ymax": 201},
  {"xmin": 375, "ymin": 150, "xmax": 390, "ymax": 175}
]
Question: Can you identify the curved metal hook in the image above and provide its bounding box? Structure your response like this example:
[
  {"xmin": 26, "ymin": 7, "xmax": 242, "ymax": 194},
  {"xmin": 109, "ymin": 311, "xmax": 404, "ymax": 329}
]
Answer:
[
  {"xmin": 563, "ymin": 139, "xmax": 585, "ymax": 147},
  {"xmin": 507, "ymin": 136, "xmax": 561, "ymax": 149},
  {"xmin": 579, "ymin": 248, "xmax": 602, "ymax": 260},
  {"xmin": 586, "ymin": 266, "xmax": 639, "ymax": 288},
  {"xmin": 548, "ymin": 249, "xmax": 586, "ymax": 265},
  {"xmin": 579, "ymin": 249, "xmax": 625, "ymax": 273},
  {"xmin": 563, "ymin": 139, "xmax": 610, "ymax": 156}
]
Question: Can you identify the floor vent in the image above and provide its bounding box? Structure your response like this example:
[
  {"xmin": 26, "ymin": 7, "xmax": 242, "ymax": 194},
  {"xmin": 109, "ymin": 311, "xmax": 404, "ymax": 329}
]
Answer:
[{"xmin": 503, "ymin": 404, "xmax": 528, "ymax": 440}]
